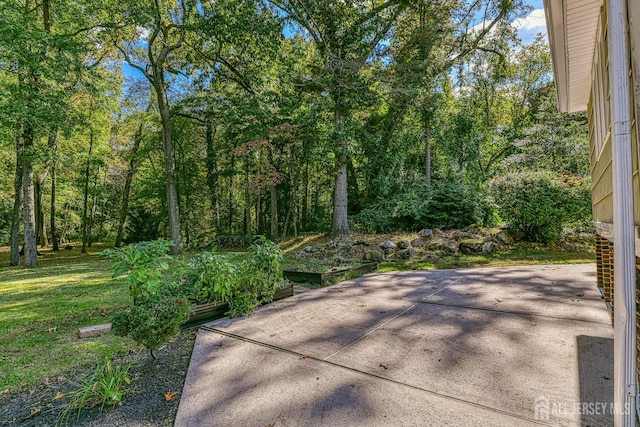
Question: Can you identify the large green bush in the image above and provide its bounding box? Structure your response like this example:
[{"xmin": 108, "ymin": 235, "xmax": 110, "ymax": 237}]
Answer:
[
  {"xmin": 111, "ymin": 289, "xmax": 193, "ymax": 358},
  {"xmin": 490, "ymin": 171, "xmax": 591, "ymax": 243},
  {"xmin": 351, "ymin": 180, "xmax": 485, "ymax": 232}
]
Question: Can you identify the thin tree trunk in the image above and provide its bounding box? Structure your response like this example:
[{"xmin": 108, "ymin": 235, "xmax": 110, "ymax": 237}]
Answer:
[
  {"xmin": 60, "ymin": 202, "xmax": 70, "ymax": 244},
  {"xmin": 424, "ymin": 113, "xmax": 432, "ymax": 183},
  {"xmin": 228, "ymin": 157, "xmax": 234, "ymax": 233},
  {"xmin": 204, "ymin": 120, "xmax": 221, "ymax": 231},
  {"xmin": 22, "ymin": 126, "xmax": 38, "ymax": 268},
  {"xmin": 153, "ymin": 78, "xmax": 182, "ymax": 254},
  {"xmin": 243, "ymin": 163, "xmax": 251, "ymax": 237},
  {"xmin": 115, "ymin": 123, "xmax": 143, "ymax": 247},
  {"xmin": 10, "ymin": 131, "xmax": 24, "ymax": 266},
  {"xmin": 87, "ymin": 166, "xmax": 99, "ymax": 247},
  {"xmin": 50, "ymin": 152, "xmax": 58, "ymax": 251},
  {"xmin": 332, "ymin": 109, "xmax": 350, "ymax": 237},
  {"xmin": 270, "ymin": 185, "xmax": 278, "ymax": 239},
  {"xmin": 81, "ymin": 120, "xmax": 94, "ymax": 254}
]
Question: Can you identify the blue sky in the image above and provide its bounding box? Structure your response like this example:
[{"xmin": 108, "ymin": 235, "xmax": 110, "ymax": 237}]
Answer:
[{"xmin": 517, "ymin": 0, "xmax": 547, "ymax": 44}]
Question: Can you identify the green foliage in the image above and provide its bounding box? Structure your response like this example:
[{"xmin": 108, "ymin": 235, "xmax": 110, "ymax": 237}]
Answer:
[
  {"xmin": 58, "ymin": 358, "xmax": 133, "ymax": 425},
  {"xmin": 111, "ymin": 290, "xmax": 193, "ymax": 356},
  {"xmin": 183, "ymin": 249, "xmax": 236, "ymax": 304},
  {"xmin": 490, "ymin": 171, "xmax": 591, "ymax": 243},
  {"xmin": 352, "ymin": 180, "xmax": 485, "ymax": 232},
  {"xmin": 102, "ymin": 239, "xmax": 173, "ymax": 302},
  {"xmin": 227, "ymin": 237, "xmax": 284, "ymax": 317}
]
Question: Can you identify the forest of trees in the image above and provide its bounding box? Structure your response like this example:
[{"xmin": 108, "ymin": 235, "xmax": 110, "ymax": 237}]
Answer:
[{"xmin": 0, "ymin": 0, "xmax": 591, "ymax": 267}]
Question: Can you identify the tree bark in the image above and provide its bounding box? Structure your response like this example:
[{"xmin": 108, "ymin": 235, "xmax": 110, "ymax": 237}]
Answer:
[
  {"xmin": 50, "ymin": 151, "xmax": 58, "ymax": 251},
  {"xmin": 115, "ymin": 123, "xmax": 143, "ymax": 247},
  {"xmin": 270, "ymin": 185, "xmax": 278, "ymax": 239},
  {"xmin": 22, "ymin": 126, "xmax": 38, "ymax": 268},
  {"xmin": 10, "ymin": 131, "xmax": 24, "ymax": 266},
  {"xmin": 87, "ymin": 166, "xmax": 99, "ymax": 247},
  {"xmin": 81, "ymin": 120, "xmax": 94, "ymax": 254},
  {"xmin": 152, "ymin": 77, "xmax": 183, "ymax": 254},
  {"xmin": 243, "ymin": 162, "xmax": 251, "ymax": 237},
  {"xmin": 332, "ymin": 109, "xmax": 350, "ymax": 237},
  {"xmin": 204, "ymin": 120, "xmax": 221, "ymax": 231},
  {"xmin": 424, "ymin": 112, "xmax": 432, "ymax": 183}
]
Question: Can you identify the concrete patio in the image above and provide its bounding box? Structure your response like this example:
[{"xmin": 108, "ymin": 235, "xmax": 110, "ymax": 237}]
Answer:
[{"xmin": 175, "ymin": 264, "xmax": 614, "ymax": 426}]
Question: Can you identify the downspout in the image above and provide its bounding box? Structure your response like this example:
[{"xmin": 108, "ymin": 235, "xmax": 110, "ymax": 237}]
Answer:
[{"xmin": 607, "ymin": 0, "xmax": 638, "ymax": 424}]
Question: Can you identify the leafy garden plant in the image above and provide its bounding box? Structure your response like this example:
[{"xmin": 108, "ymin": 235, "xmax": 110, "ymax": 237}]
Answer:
[{"xmin": 102, "ymin": 238, "xmax": 173, "ymax": 302}]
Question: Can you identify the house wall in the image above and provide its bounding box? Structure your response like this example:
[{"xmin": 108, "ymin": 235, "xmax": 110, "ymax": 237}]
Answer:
[{"xmin": 588, "ymin": 2, "xmax": 640, "ymax": 384}]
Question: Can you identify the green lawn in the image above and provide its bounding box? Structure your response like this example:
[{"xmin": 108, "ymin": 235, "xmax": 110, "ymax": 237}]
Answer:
[
  {"xmin": 0, "ymin": 244, "xmax": 135, "ymax": 393},
  {"xmin": 0, "ymin": 238, "xmax": 594, "ymax": 395}
]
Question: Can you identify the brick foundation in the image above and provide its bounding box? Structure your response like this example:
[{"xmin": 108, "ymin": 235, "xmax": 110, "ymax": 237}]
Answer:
[{"xmin": 594, "ymin": 233, "xmax": 640, "ymax": 387}]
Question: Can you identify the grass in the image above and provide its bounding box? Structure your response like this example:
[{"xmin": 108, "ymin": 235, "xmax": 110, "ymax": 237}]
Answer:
[
  {"xmin": 0, "ymin": 244, "xmax": 136, "ymax": 394},
  {"xmin": 0, "ymin": 236, "xmax": 595, "ymax": 395}
]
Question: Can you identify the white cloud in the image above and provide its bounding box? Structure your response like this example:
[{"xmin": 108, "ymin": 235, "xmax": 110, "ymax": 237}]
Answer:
[{"xmin": 513, "ymin": 9, "xmax": 547, "ymax": 44}]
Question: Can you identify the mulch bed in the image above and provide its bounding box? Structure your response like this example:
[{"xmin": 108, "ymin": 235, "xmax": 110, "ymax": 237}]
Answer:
[{"xmin": 0, "ymin": 329, "xmax": 197, "ymax": 427}]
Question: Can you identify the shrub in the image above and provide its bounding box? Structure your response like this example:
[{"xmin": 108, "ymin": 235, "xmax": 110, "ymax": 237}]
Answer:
[
  {"xmin": 227, "ymin": 237, "xmax": 284, "ymax": 317},
  {"xmin": 183, "ymin": 250, "xmax": 236, "ymax": 304},
  {"xmin": 490, "ymin": 171, "xmax": 590, "ymax": 244},
  {"xmin": 111, "ymin": 289, "xmax": 193, "ymax": 358},
  {"xmin": 102, "ymin": 238, "xmax": 173, "ymax": 302},
  {"xmin": 351, "ymin": 180, "xmax": 485, "ymax": 232}
]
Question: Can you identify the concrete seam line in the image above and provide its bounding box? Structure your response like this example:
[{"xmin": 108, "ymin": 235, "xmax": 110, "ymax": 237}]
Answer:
[
  {"xmin": 322, "ymin": 275, "xmax": 463, "ymax": 361},
  {"xmin": 416, "ymin": 301, "xmax": 613, "ymax": 325},
  {"xmin": 200, "ymin": 325, "xmax": 561, "ymax": 427}
]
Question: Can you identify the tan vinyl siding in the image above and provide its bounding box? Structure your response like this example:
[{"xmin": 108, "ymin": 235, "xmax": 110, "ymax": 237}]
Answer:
[{"xmin": 590, "ymin": 7, "xmax": 613, "ymax": 224}]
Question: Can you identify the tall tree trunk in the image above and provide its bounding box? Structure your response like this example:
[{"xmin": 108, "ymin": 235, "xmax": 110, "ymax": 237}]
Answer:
[
  {"xmin": 115, "ymin": 123, "xmax": 143, "ymax": 247},
  {"xmin": 50, "ymin": 152, "xmax": 58, "ymax": 251},
  {"xmin": 243, "ymin": 163, "xmax": 251, "ymax": 237},
  {"xmin": 424, "ymin": 112, "xmax": 432, "ymax": 183},
  {"xmin": 60, "ymin": 202, "xmax": 70, "ymax": 244},
  {"xmin": 87, "ymin": 166, "xmax": 99, "ymax": 247},
  {"xmin": 204, "ymin": 120, "xmax": 221, "ymax": 231},
  {"xmin": 10, "ymin": 131, "xmax": 24, "ymax": 266},
  {"xmin": 22, "ymin": 126, "xmax": 38, "ymax": 268},
  {"xmin": 302, "ymin": 154, "xmax": 309, "ymax": 231},
  {"xmin": 270, "ymin": 185, "xmax": 278, "ymax": 239},
  {"xmin": 228, "ymin": 156, "xmax": 234, "ymax": 233},
  {"xmin": 35, "ymin": 130, "xmax": 56, "ymax": 247},
  {"xmin": 81, "ymin": 121, "xmax": 94, "ymax": 254},
  {"xmin": 152, "ymin": 79, "xmax": 183, "ymax": 254},
  {"xmin": 332, "ymin": 109, "xmax": 350, "ymax": 237}
]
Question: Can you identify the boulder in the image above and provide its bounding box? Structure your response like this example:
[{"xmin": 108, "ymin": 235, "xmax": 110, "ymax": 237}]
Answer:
[
  {"xmin": 493, "ymin": 231, "xmax": 513, "ymax": 245},
  {"xmin": 418, "ymin": 229, "xmax": 433, "ymax": 239},
  {"xmin": 459, "ymin": 240, "xmax": 483, "ymax": 254},
  {"xmin": 411, "ymin": 238, "xmax": 424, "ymax": 247},
  {"xmin": 363, "ymin": 250, "xmax": 384, "ymax": 262},
  {"xmin": 425, "ymin": 254, "xmax": 440, "ymax": 261},
  {"xmin": 397, "ymin": 247, "xmax": 417, "ymax": 259},
  {"xmin": 482, "ymin": 241, "xmax": 495, "ymax": 253},
  {"xmin": 396, "ymin": 240, "xmax": 410, "ymax": 249},
  {"xmin": 378, "ymin": 240, "xmax": 397, "ymax": 252}
]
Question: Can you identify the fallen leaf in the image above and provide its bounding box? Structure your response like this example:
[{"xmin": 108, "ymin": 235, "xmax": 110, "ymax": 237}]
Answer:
[
  {"xmin": 576, "ymin": 292, "xmax": 585, "ymax": 297},
  {"xmin": 47, "ymin": 327, "xmax": 57, "ymax": 333},
  {"xmin": 301, "ymin": 354, "xmax": 309, "ymax": 359},
  {"xmin": 359, "ymin": 304, "xmax": 367, "ymax": 307},
  {"xmin": 267, "ymin": 423, "xmax": 275, "ymax": 427},
  {"xmin": 164, "ymin": 391, "xmax": 177, "ymax": 401},
  {"xmin": 379, "ymin": 363, "xmax": 388, "ymax": 369},
  {"xmin": 424, "ymin": 349, "xmax": 433, "ymax": 353},
  {"xmin": 53, "ymin": 392, "xmax": 65, "ymax": 400}
]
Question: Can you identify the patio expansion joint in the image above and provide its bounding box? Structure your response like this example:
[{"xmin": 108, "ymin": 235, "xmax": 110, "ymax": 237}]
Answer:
[
  {"xmin": 416, "ymin": 300, "xmax": 613, "ymax": 325},
  {"xmin": 199, "ymin": 324, "xmax": 564, "ymax": 427}
]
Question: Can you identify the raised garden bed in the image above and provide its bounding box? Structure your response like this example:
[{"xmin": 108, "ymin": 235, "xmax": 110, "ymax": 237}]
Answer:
[
  {"xmin": 282, "ymin": 262, "xmax": 377, "ymax": 286},
  {"xmin": 181, "ymin": 283, "xmax": 294, "ymax": 329}
]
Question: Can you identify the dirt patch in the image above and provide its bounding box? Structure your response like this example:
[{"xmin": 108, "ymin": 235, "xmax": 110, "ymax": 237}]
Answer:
[{"xmin": 0, "ymin": 329, "xmax": 196, "ymax": 427}]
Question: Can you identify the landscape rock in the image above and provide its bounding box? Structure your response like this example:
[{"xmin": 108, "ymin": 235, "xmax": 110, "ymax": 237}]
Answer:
[
  {"xmin": 411, "ymin": 238, "xmax": 424, "ymax": 247},
  {"xmin": 418, "ymin": 229, "xmax": 433, "ymax": 239},
  {"xmin": 396, "ymin": 240, "xmax": 410, "ymax": 249},
  {"xmin": 378, "ymin": 240, "xmax": 397, "ymax": 252},
  {"xmin": 459, "ymin": 240, "xmax": 483, "ymax": 254},
  {"xmin": 493, "ymin": 231, "xmax": 513, "ymax": 245},
  {"xmin": 303, "ymin": 245, "xmax": 315, "ymax": 253},
  {"xmin": 482, "ymin": 241, "xmax": 495, "ymax": 253},
  {"xmin": 363, "ymin": 250, "xmax": 384, "ymax": 262},
  {"xmin": 424, "ymin": 254, "xmax": 440, "ymax": 261},
  {"xmin": 397, "ymin": 247, "xmax": 417, "ymax": 259}
]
